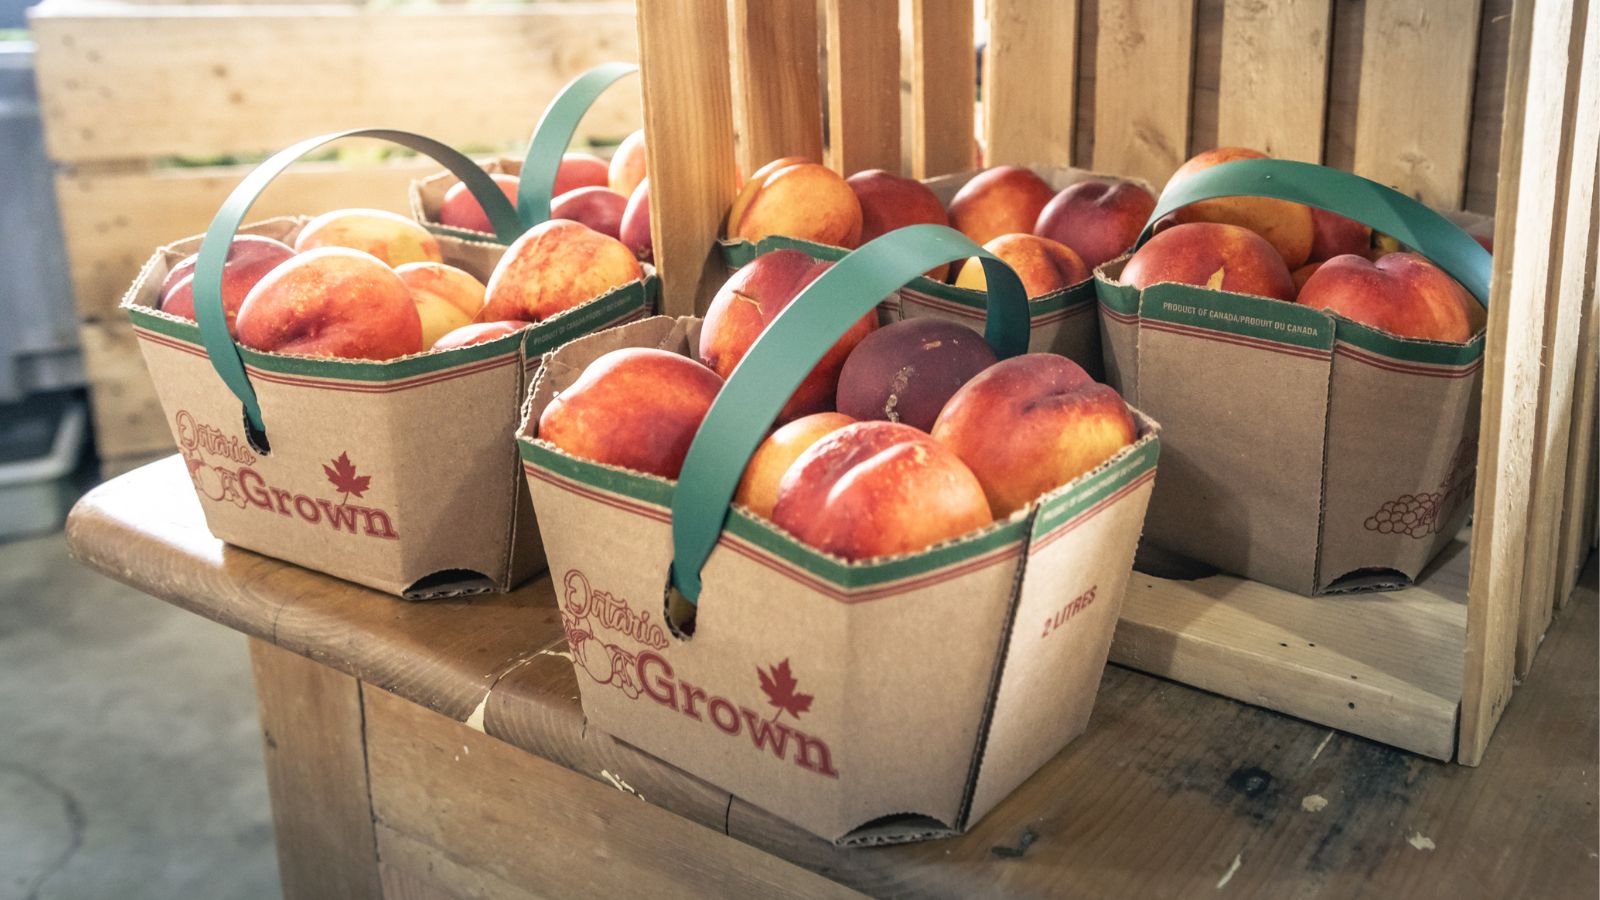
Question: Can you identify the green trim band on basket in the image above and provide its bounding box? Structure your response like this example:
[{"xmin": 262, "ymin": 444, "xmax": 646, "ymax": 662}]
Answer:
[
  {"xmin": 1030, "ymin": 436, "xmax": 1160, "ymax": 542},
  {"xmin": 670, "ymin": 224, "xmax": 1031, "ymax": 603},
  {"xmin": 1140, "ymin": 282, "xmax": 1336, "ymax": 352},
  {"xmin": 1141, "ymin": 159, "xmax": 1492, "ymax": 307},
  {"xmin": 517, "ymin": 62, "xmax": 638, "ymax": 229},
  {"xmin": 194, "ymin": 128, "xmax": 523, "ymax": 434}
]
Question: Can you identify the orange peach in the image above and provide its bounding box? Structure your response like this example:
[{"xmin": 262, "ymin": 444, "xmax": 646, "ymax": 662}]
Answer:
[
  {"xmin": 159, "ymin": 235, "xmax": 295, "ymax": 336},
  {"xmin": 1033, "ymin": 180, "xmax": 1158, "ymax": 270},
  {"xmin": 481, "ymin": 220, "xmax": 644, "ymax": 322},
  {"xmin": 432, "ymin": 320, "xmax": 527, "ymax": 351},
  {"xmin": 538, "ymin": 347, "xmax": 724, "ymax": 479},
  {"xmin": 698, "ymin": 249, "xmax": 876, "ymax": 422},
  {"xmin": 236, "ymin": 247, "xmax": 423, "ymax": 360},
  {"xmin": 293, "ymin": 208, "xmax": 443, "ymax": 267},
  {"xmin": 438, "ymin": 173, "xmax": 520, "ymax": 234},
  {"xmin": 619, "ymin": 179, "xmax": 652, "ymax": 262},
  {"xmin": 847, "ymin": 168, "xmax": 951, "ymax": 279},
  {"xmin": 735, "ymin": 412, "xmax": 856, "ymax": 519},
  {"xmin": 1166, "ymin": 147, "xmax": 1315, "ymax": 268},
  {"xmin": 932, "ymin": 354, "xmax": 1136, "ymax": 518},
  {"xmin": 771, "ymin": 421, "xmax": 992, "ymax": 560},
  {"xmin": 728, "ymin": 156, "xmax": 809, "ymax": 235},
  {"xmin": 953, "ymin": 233, "xmax": 1089, "ymax": 298},
  {"xmin": 1291, "ymin": 261, "xmax": 1324, "ymax": 294},
  {"xmin": 556, "ymin": 152, "xmax": 611, "ymax": 196},
  {"xmin": 947, "ymin": 166, "xmax": 1055, "ymax": 247},
  {"xmin": 1296, "ymin": 252, "xmax": 1478, "ymax": 343},
  {"xmin": 608, "ymin": 130, "xmax": 648, "ymax": 199},
  {"xmin": 1121, "ymin": 222, "xmax": 1297, "ymax": 301},
  {"xmin": 731, "ymin": 162, "xmax": 863, "ymax": 248},
  {"xmin": 395, "ymin": 262, "xmax": 487, "ymax": 347},
  {"xmin": 550, "ymin": 186, "xmax": 628, "ymax": 239},
  {"xmin": 1307, "ymin": 207, "xmax": 1372, "ymax": 262}
]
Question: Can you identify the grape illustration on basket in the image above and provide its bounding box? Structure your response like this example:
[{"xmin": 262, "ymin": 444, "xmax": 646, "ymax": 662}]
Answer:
[{"xmin": 1364, "ymin": 439, "xmax": 1477, "ymax": 539}]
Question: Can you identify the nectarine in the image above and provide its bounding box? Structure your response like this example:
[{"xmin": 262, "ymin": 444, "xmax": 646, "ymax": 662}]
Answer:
[
  {"xmin": 432, "ymin": 320, "xmax": 527, "ymax": 351},
  {"xmin": 1296, "ymin": 252, "xmax": 1478, "ymax": 343},
  {"xmin": 847, "ymin": 169, "xmax": 951, "ymax": 279},
  {"xmin": 550, "ymin": 186, "xmax": 628, "ymax": 240},
  {"xmin": 396, "ymin": 262, "xmax": 486, "ymax": 347},
  {"xmin": 1120, "ymin": 222, "xmax": 1297, "ymax": 301},
  {"xmin": 482, "ymin": 220, "xmax": 643, "ymax": 322},
  {"xmin": 236, "ymin": 248, "xmax": 423, "ymax": 360},
  {"xmin": 608, "ymin": 130, "xmax": 648, "ymax": 199},
  {"xmin": 947, "ymin": 166, "xmax": 1055, "ymax": 247},
  {"xmin": 954, "ymin": 234, "xmax": 1089, "ymax": 298},
  {"xmin": 293, "ymin": 208, "xmax": 443, "ymax": 267},
  {"xmin": 1166, "ymin": 147, "xmax": 1315, "ymax": 269},
  {"xmin": 735, "ymin": 412, "xmax": 855, "ymax": 519},
  {"xmin": 159, "ymin": 235, "xmax": 295, "ymax": 336},
  {"xmin": 1033, "ymin": 180, "xmax": 1157, "ymax": 270},
  {"xmin": 836, "ymin": 318, "xmax": 998, "ymax": 431},
  {"xmin": 438, "ymin": 173, "xmax": 521, "ymax": 234}
]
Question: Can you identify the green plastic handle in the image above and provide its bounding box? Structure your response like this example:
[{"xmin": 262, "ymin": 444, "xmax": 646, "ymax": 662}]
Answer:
[
  {"xmin": 1140, "ymin": 158, "xmax": 1491, "ymax": 307},
  {"xmin": 668, "ymin": 224, "xmax": 1030, "ymax": 603},
  {"xmin": 194, "ymin": 128, "xmax": 523, "ymax": 436},
  {"xmin": 516, "ymin": 62, "xmax": 639, "ymax": 228}
]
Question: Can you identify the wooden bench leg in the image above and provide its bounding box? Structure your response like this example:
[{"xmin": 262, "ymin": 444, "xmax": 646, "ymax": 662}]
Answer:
[{"xmin": 249, "ymin": 638, "xmax": 383, "ymax": 900}]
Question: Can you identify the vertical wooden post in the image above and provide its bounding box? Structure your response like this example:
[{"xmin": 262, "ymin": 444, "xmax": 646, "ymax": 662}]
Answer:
[
  {"xmin": 250, "ymin": 639, "xmax": 382, "ymax": 900},
  {"xmin": 1555, "ymin": 189, "xmax": 1599, "ymax": 606},
  {"xmin": 637, "ymin": 0, "xmax": 739, "ymax": 316},
  {"xmin": 824, "ymin": 0, "xmax": 902, "ymax": 174},
  {"xmin": 1216, "ymin": 0, "xmax": 1332, "ymax": 162},
  {"xmin": 1460, "ymin": 0, "xmax": 1578, "ymax": 766},
  {"xmin": 1092, "ymin": 0, "xmax": 1197, "ymax": 188},
  {"xmin": 983, "ymin": 0, "xmax": 1077, "ymax": 169},
  {"xmin": 729, "ymin": 0, "xmax": 824, "ymax": 174},
  {"xmin": 908, "ymin": 0, "xmax": 977, "ymax": 177}
]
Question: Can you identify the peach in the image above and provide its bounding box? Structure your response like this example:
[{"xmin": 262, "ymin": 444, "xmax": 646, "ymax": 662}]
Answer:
[
  {"xmin": 735, "ymin": 412, "xmax": 856, "ymax": 519},
  {"xmin": 608, "ymin": 130, "xmax": 648, "ymax": 199},
  {"xmin": 395, "ymin": 262, "xmax": 487, "ymax": 347},
  {"xmin": 731, "ymin": 162, "xmax": 863, "ymax": 248},
  {"xmin": 847, "ymin": 169, "xmax": 951, "ymax": 279},
  {"xmin": 947, "ymin": 166, "xmax": 1055, "ymax": 247},
  {"xmin": 556, "ymin": 152, "xmax": 611, "ymax": 196},
  {"xmin": 551, "ymin": 186, "xmax": 628, "ymax": 239},
  {"xmin": 481, "ymin": 220, "xmax": 644, "ymax": 322},
  {"xmin": 771, "ymin": 421, "xmax": 992, "ymax": 560},
  {"xmin": 159, "ymin": 235, "xmax": 295, "ymax": 336},
  {"xmin": 835, "ymin": 318, "xmax": 998, "ymax": 431},
  {"xmin": 728, "ymin": 156, "xmax": 808, "ymax": 235},
  {"xmin": 1291, "ymin": 262, "xmax": 1324, "ymax": 294},
  {"xmin": 438, "ymin": 173, "xmax": 521, "ymax": 234},
  {"xmin": 932, "ymin": 354, "xmax": 1136, "ymax": 518},
  {"xmin": 619, "ymin": 179, "xmax": 652, "ymax": 262},
  {"xmin": 1121, "ymin": 222, "xmax": 1297, "ymax": 301},
  {"xmin": 1307, "ymin": 207, "xmax": 1372, "ymax": 262},
  {"xmin": 698, "ymin": 249, "xmax": 876, "ymax": 422},
  {"xmin": 1166, "ymin": 147, "xmax": 1315, "ymax": 268},
  {"xmin": 953, "ymin": 233, "xmax": 1089, "ymax": 298},
  {"xmin": 538, "ymin": 347, "xmax": 724, "ymax": 479},
  {"xmin": 1033, "ymin": 180, "xmax": 1158, "ymax": 270},
  {"xmin": 432, "ymin": 320, "xmax": 527, "ymax": 351},
  {"xmin": 236, "ymin": 248, "xmax": 423, "ymax": 360},
  {"xmin": 294, "ymin": 208, "xmax": 442, "ymax": 268},
  {"xmin": 1296, "ymin": 252, "xmax": 1478, "ymax": 343}
]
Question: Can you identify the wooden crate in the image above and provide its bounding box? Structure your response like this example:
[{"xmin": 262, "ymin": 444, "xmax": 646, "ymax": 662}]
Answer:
[
  {"xmin": 630, "ymin": 0, "xmax": 1598, "ymax": 764},
  {"xmin": 27, "ymin": 0, "xmax": 642, "ymax": 473}
]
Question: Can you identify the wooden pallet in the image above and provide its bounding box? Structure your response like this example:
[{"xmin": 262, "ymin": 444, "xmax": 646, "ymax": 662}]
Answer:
[{"xmin": 631, "ymin": 0, "xmax": 1600, "ymax": 765}]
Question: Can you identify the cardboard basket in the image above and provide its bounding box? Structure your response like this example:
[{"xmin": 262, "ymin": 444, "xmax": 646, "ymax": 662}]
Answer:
[
  {"xmin": 409, "ymin": 62, "xmax": 639, "ymax": 278},
  {"xmin": 122, "ymin": 128, "xmax": 656, "ymax": 598},
  {"xmin": 719, "ymin": 167, "xmax": 1154, "ymax": 378},
  {"xmin": 518, "ymin": 227, "xmax": 1160, "ymax": 844},
  {"xmin": 1095, "ymin": 159, "xmax": 1492, "ymax": 596}
]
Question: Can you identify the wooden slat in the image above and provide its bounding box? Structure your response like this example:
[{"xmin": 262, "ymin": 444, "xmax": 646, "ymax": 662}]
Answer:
[
  {"xmin": 1352, "ymin": 0, "xmax": 1483, "ymax": 207},
  {"xmin": 1215, "ymin": 0, "xmax": 1332, "ymax": 161},
  {"xmin": 1092, "ymin": 0, "xmax": 1197, "ymax": 188},
  {"xmin": 824, "ymin": 0, "xmax": 902, "ymax": 174},
  {"xmin": 28, "ymin": 4, "xmax": 641, "ymax": 164},
  {"xmin": 79, "ymin": 319, "xmax": 172, "ymax": 461},
  {"xmin": 1556, "ymin": 166, "xmax": 1600, "ymax": 605},
  {"xmin": 1110, "ymin": 534, "xmax": 1472, "ymax": 760},
  {"xmin": 1466, "ymin": 0, "xmax": 1516, "ymax": 214},
  {"xmin": 57, "ymin": 159, "xmax": 439, "ymax": 326},
  {"xmin": 363, "ymin": 688, "xmax": 865, "ymax": 900},
  {"xmin": 1188, "ymin": 0, "xmax": 1223, "ymax": 154},
  {"xmin": 250, "ymin": 639, "xmax": 383, "ymax": 900},
  {"xmin": 982, "ymin": 0, "xmax": 1077, "ymax": 168},
  {"xmin": 377, "ymin": 829, "xmax": 543, "ymax": 900},
  {"xmin": 1461, "ymin": 0, "xmax": 1578, "ymax": 766},
  {"xmin": 908, "ymin": 0, "xmax": 976, "ymax": 178},
  {"xmin": 728, "ymin": 0, "xmax": 824, "ymax": 175},
  {"xmin": 1516, "ymin": 0, "xmax": 1598, "ymax": 674},
  {"xmin": 636, "ymin": 0, "xmax": 739, "ymax": 316}
]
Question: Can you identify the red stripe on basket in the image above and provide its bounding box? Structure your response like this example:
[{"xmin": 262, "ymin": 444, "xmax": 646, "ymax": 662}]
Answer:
[
  {"xmin": 1100, "ymin": 308, "xmax": 1139, "ymax": 325},
  {"xmin": 1333, "ymin": 343, "xmax": 1483, "ymax": 379}
]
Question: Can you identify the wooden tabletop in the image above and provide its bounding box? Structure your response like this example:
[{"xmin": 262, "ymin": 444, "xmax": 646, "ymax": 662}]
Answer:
[{"xmin": 67, "ymin": 456, "xmax": 1599, "ymax": 899}]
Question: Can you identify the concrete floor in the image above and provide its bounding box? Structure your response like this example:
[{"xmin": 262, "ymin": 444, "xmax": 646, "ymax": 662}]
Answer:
[{"xmin": 0, "ymin": 531, "xmax": 279, "ymax": 900}]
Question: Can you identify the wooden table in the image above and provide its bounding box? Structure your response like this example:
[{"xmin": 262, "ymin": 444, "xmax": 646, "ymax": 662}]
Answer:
[{"xmin": 66, "ymin": 457, "xmax": 1599, "ymax": 900}]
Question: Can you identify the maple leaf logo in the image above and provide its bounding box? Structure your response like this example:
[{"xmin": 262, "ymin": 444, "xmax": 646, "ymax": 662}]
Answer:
[
  {"xmin": 758, "ymin": 659, "xmax": 813, "ymax": 721},
  {"xmin": 323, "ymin": 452, "xmax": 371, "ymax": 503}
]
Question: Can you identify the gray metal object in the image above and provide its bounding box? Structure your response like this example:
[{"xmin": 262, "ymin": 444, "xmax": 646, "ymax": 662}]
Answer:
[{"xmin": 0, "ymin": 40, "xmax": 82, "ymax": 403}]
